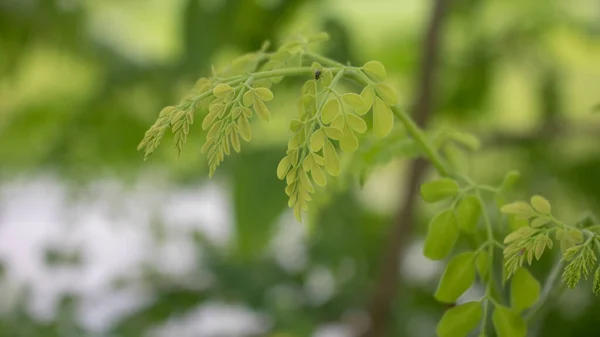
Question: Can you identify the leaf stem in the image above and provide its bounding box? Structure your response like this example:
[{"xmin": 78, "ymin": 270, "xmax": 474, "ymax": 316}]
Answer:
[
  {"xmin": 190, "ymin": 67, "xmax": 340, "ymax": 107},
  {"xmin": 479, "ymin": 298, "xmax": 490, "ymax": 336},
  {"xmin": 390, "ymin": 105, "xmax": 449, "ymax": 176},
  {"xmin": 475, "ymin": 188, "xmax": 504, "ymax": 327}
]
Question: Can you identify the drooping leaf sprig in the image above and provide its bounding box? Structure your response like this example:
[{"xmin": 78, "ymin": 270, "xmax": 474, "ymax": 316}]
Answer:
[{"xmin": 138, "ymin": 33, "xmax": 406, "ymax": 221}]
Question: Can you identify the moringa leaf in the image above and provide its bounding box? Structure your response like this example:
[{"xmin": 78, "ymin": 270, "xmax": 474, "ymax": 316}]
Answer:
[
  {"xmin": 435, "ymin": 252, "xmax": 476, "ymax": 303},
  {"xmin": 455, "ymin": 196, "xmax": 481, "ymax": 232},
  {"xmin": 436, "ymin": 301, "xmax": 482, "ymax": 337},
  {"xmin": 510, "ymin": 268, "xmax": 540, "ymax": 313},
  {"xmin": 420, "ymin": 178, "xmax": 459, "ymax": 203},
  {"xmin": 530, "ymin": 195, "xmax": 551, "ymax": 214},
  {"xmin": 493, "ymin": 305, "xmax": 526, "ymax": 337},
  {"xmin": 424, "ymin": 209, "xmax": 459, "ymax": 260},
  {"xmin": 362, "ymin": 60, "xmax": 387, "ymax": 81}
]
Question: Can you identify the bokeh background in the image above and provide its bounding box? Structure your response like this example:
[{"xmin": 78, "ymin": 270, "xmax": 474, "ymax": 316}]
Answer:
[{"xmin": 1, "ymin": 0, "xmax": 600, "ymax": 336}]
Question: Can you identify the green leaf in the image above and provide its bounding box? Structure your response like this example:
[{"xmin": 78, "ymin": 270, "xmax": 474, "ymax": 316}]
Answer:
[
  {"xmin": 342, "ymin": 93, "xmax": 366, "ymax": 111},
  {"xmin": 340, "ymin": 125, "xmax": 359, "ymax": 152},
  {"xmin": 209, "ymin": 103, "xmax": 225, "ymax": 114},
  {"xmin": 500, "ymin": 202, "xmax": 536, "ymax": 220},
  {"xmin": 530, "ymin": 195, "xmax": 551, "ymax": 214},
  {"xmin": 476, "ymin": 251, "xmax": 490, "ymax": 280},
  {"xmin": 358, "ymin": 86, "xmax": 375, "ymax": 115},
  {"xmin": 311, "ymin": 165, "xmax": 327, "ymax": 187},
  {"xmin": 556, "ymin": 229, "xmax": 584, "ymax": 254},
  {"xmin": 593, "ymin": 267, "xmax": 600, "ymax": 295},
  {"xmin": 194, "ymin": 78, "xmax": 211, "ymax": 92},
  {"xmin": 202, "ymin": 111, "xmax": 219, "ymax": 130},
  {"xmin": 299, "ymin": 169, "xmax": 315, "ymax": 193},
  {"xmin": 331, "ymin": 115, "xmax": 345, "ymax": 130},
  {"xmin": 277, "ymin": 156, "xmax": 291, "ymax": 180},
  {"xmin": 231, "ymin": 131, "xmax": 241, "ymax": 153},
  {"xmin": 254, "ymin": 87, "xmax": 273, "ymax": 101},
  {"xmin": 324, "ymin": 127, "xmax": 344, "ymax": 140},
  {"xmin": 530, "ymin": 216, "xmax": 549, "ymax": 228},
  {"xmin": 423, "ymin": 209, "xmax": 459, "ymax": 260},
  {"xmin": 420, "ymin": 178, "xmax": 459, "ymax": 203},
  {"xmin": 537, "ymin": 235, "xmax": 552, "ymax": 260},
  {"xmin": 232, "ymin": 107, "xmax": 242, "ymax": 118},
  {"xmin": 242, "ymin": 107, "xmax": 252, "ymax": 118},
  {"xmin": 323, "ymin": 140, "xmax": 340, "ymax": 176},
  {"xmin": 346, "ymin": 114, "xmax": 367, "ymax": 133},
  {"xmin": 302, "ymin": 155, "xmax": 314, "ymax": 172},
  {"xmin": 510, "ymin": 268, "xmax": 541, "ymax": 313},
  {"xmin": 434, "ymin": 252, "xmax": 476, "ymax": 303},
  {"xmin": 372, "ymin": 97, "xmax": 393, "ymax": 137},
  {"xmin": 253, "ymin": 99, "xmax": 271, "ymax": 121},
  {"xmin": 243, "ymin": 91, "xmax": 255, "ymax": 106},
  {"xmin": 492, "ymin": 305, "xmax": 526, "ymax": 337},
  {"xmin": 447, "ymin": 130, "xmax": 481, "ymax": 151},
  {"xmin": 455, "ymin": 196, "xmax": 481, "ymax": 232},
  {"xmin": 207, "ymin": 120, "xmax": 223, "ymax": 140},
  {"xmin": 375, "ymin": 83, "xmax": 398, "ymax": 105},
  {"xmin": 321, "ymin": 99, "xmax": 340, "ymax": 124},
  {"xmin": 436, "ymin": 302, "xmax": 482, "ymax": 337},
  {"xmin": 290, "ymin": 119, "xmax": 303, "ymax": 132},
  {"xmin": 310, "ymin": 129, "xmax": 325, "ymax": 152},
  {"xmin": 237, "ymin": 116, "xmax": 252, "ymax": 142},
  {"xmin": 504, "ymin": 226, "xmax": 537, "ymax": 244},
  {"xmin": 362, "ymin": 60, "xmax": 387, "ymax": 81},
  {"xmin": 508, "ymin": 215, "xmax": 529, "ymax": 232},
  {"xmin": 320, "ymin": 69, "xmax": 333, "ymax": 87},
  {"xmin": 501, "ymin": 170, "xmax": 520, "ymax": 190},
  {"xmin": 213, "ymin": 83, "xmax": 234, "ymax": 97}
]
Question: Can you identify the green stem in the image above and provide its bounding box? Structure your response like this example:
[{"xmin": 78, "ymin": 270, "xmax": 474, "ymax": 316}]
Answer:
[
  {"xmin": 476, "ymin": 189, "xmax": 503, "ymax": 309},
  {"xmin": 390, "ymin": 106, "xmax": 449, "ymax": 176},
  {"xmin": 304, "ymin": 51, "xmax": 345, "ymax": 68},
  {"xmin": 190, "ymin": 67, "xmax": 340, "ymax": 107}
]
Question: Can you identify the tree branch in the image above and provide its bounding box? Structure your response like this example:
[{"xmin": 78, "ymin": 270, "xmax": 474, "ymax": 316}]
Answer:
[{"xmin": 363, "ymin": 0, "xmax": 453, "ymax": 335}]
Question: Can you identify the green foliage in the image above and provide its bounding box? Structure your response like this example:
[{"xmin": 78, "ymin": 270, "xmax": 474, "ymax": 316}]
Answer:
[
  {"xmin": 420, "ymin": 178, "xmax": 459, "ymax": 203},
  {"xmin": 455, "ymin": 196, "xmax": 481, "ymax": 233},
  {"xmin": 139, "ymin": 33, "xmax": 399, "ymax": 221},
  {"xmin": 423, "ymin": 209, "xmax": 459, "ymax": 260},
  {"xmin": 562, "ymin": 243, "xmax": 597, "ymax": 289},
  {"xmin": 436, "ymin": 302, "xmax": 482, "ymax": 337},
  {"xmin": 137, "ymin": 32, "xmax": 600, "ymax": 336},
  {"xmin": 493, "ymin": 305, "xmax": 527, "ymax": 337},
  {"xmin": 500, "ymin": 193, "xmax": 600, "ymax": 295},
  {"xmin": 510, "ymin": 268, "xmax": 540, "ymax": 313},
  {"xmin": 434, "ymin": 252, "xmax": 476, "ymax": 303}
]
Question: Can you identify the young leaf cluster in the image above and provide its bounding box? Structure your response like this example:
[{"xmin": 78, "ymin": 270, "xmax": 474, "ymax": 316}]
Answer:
[
  {"xmin": 139, "ymin": 33, "xmax": 401, "ymax": 221},
  {"xmin": 501, "ymin": 195, "xmax": 600, "ymax": 294},
  {"xmin": 276, "ymin": 61, "xmax": 399, "ymax": 220}
]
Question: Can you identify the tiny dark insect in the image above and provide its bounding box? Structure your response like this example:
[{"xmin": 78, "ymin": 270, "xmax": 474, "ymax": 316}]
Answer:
[{"xmin": 314, "ymin": 70, "xmax": 322, "ymax": 80}]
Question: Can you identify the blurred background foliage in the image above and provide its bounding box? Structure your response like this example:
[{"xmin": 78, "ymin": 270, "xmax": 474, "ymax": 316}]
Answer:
[{"xmin": 1, "ymin": 0, "xmax": 600, "ymax": 336}]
